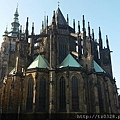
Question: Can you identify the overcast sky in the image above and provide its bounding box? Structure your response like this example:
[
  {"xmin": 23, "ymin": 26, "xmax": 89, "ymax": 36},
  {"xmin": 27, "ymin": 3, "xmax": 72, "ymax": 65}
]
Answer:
[{"xmin": 0, "ymin": 0, "xmax": 120, "ymax": 93}]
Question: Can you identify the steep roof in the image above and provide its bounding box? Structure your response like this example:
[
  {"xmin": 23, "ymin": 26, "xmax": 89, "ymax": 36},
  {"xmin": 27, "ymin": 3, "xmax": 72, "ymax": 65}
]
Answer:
[
  {"xmin": 94, "ymin": 61, "xmax": 105, "ymax": 73},
  {"xmin": 55, "ymin": 7, "xmax": 68, "ymax": 25},
  {"xmin": 59, "ymin": 53, "xmax": 82, "ymax": 68},
  {"xmin": 27, "ymin": 55, "xmax": 49, "ymax": 69}
]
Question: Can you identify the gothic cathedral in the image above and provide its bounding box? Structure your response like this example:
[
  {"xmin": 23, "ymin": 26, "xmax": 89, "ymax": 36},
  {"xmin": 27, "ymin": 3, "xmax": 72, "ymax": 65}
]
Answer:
[{"xmin": 0, "ymin": 6, "xmax": 119, "ymax": 119}]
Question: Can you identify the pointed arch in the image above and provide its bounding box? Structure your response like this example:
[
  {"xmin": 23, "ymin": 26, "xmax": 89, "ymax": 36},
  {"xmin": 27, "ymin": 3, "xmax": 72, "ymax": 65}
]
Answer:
[
  {"xmin": 71, "ymin": 76, "xmax": 79, "ymax": 111},
  {"xmin": 26, "ymin": 77, "xmax": 33, "ymax": 111},
  {"xmin": 38, "ymin": 77, "xmax": 46, "ymax": 111},
  {"xmin": 97, "ymin": 79, "xmax": 104, "ymax": 113},
  {"xmin": 59, "ymin": 76, "xmax": 66, "ymax": 111},
  {"xmin": 8, "ymin": 80, "xmax": 14, "ymax": 111}
]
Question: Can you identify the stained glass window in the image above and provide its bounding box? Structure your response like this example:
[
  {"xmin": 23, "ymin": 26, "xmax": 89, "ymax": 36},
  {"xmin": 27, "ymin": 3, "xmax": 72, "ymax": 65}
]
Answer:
[
  {"xmin": 59, "ymin": 76, "xmax": 66, "ymax": 111},
  {"xmin": 38, "ymin": 77, "xmax": 46, "ymax": 111},
  {"xmin": 97, "ymin": 80, "xmax": 104, "ymax": 113},
  {"xmin": 26, "ymin": 78, "xmax": 33, "ymax": 111},
  {"xmin": 71, "ymin": 76, "xmax": 79, "ymax": 111}
]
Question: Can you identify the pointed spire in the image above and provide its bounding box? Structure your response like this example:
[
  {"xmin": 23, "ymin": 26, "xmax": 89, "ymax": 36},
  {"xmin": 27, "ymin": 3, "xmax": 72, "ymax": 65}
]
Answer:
[
  {"xmin": 9, "ymin": 5, "xmax": 20, "ymax": 37},
  {"xmin": 42, "ymin": 21, "xmax": 44, "ymax": 30},
  {"xmin": 32, "ymin": 22, "xmax": 34, "ymax": 35},
  {"xmin": 47, "ymin": 15, "xmax": 48, "ymax": 27},
  {"xmin": 3, "ymin": 26, "xmax": 8, "ymax": 36},
  {"xmin": 14, "ymin": 4, "xmax": 19, "ymax": 17},
  {"xmin": 67, "ymin": 14, "xmax": 69, "ymax": 25},
  {"xmin": 88, "ymin": 22, "xmax": 91, "ymax": 37},
  {"xmin": 82, "ymin": 15, "xmax": 85, "ymax": 32},
  {"xmin": 52, "ymin": 11, "xmax": 56, "ymax": 29},
  {"xmin": 30, "ymin": 22, "xmax": 34, "ymax": 58},
  {"xmin": 99, "ymin": 27, "xmax": 102, "ymax": 39},
  {"xmin": 73, "ymin": 19, "xmax": 75, "ymax": 32},
  {"xmin": 106, "ymin": 35, "xmax": 110, "ymax": 49},
  {"xmin": 92, "ymin": 29, "xmax": 94, "ymax": 41},
  {"xmin": 25, "ymin": 17, "xmax": 29, "ymax": 42},
  {"xmin": 44, "ymin": 12, "xmax": 47, "ymax": 29},
  {"xmin": 78, "ymin": 21, "xmax": 80, "ymax": 34},
  {"xmin": 99, "ymin": 27, "xmax": 103, "ymax": 49},
  {"xmin": 53, "ymin": 10, "xmax": 55, "ymax": 18},
  {"xmin": 46, "ymin": 15, "xmax": 48, "ymax": 33},
  {"xmin": 56, "ymin": 7, "xmax": 67, "ymax": 26}
]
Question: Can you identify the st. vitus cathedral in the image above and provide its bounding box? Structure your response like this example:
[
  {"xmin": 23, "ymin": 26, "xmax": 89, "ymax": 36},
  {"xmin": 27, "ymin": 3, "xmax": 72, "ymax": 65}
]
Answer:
[{"xmin": 0, "ymin": 5, "xmax": 120, "ymax": 119}]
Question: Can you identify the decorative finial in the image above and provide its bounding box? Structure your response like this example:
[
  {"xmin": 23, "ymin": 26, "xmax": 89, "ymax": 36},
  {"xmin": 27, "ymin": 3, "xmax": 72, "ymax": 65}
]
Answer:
[{"xmin": 58, "ymin": 1, "xmax": 60, "ymax": 8}]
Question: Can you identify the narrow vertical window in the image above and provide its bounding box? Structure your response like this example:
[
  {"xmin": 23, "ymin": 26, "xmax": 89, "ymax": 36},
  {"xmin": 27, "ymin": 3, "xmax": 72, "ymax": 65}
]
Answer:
[
  {"xmin": 72, "ymin": 76, "xmax": 79, "ymax": 111},
  {"xmin": 8, "ymin": 80, "xmax": 14, "ymax": 111},
  {"xmin": 59, "ymin": 76, "xmax": 66, "ymax": 111},
  {"xmin": 97, "ymin": 81, "xmax": 104, "ymax": 113},
  {"xmin": 26, "ymin": 78, "xmax": 33, "ymax": 111},
  {"xmin": 38, "ymin": 77, "xmax": 46, "ymax": 111}
]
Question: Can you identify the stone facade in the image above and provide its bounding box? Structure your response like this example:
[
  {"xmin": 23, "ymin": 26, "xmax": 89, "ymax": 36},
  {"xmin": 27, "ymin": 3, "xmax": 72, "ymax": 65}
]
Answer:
[{"xmin": 0, "ymin": 6, "xmax": 119, "ymax": 120}]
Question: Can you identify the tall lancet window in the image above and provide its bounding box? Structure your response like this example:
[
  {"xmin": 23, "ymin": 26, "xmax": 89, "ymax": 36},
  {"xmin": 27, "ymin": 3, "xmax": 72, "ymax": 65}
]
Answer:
[
  {"xmin": 71, "ymin": 76, "xmax": 79, "ymax": 111},
  {"xmin": 26, "ymin": 78, "xmax": 33, "ymax": 111},
  {"xmin": 38, "ymin": 77, "xmax": 46, "ymax": 111},
  {"xmin": 8, "ymin": 80, "xmax": 14, "ymax": 111},
  {"xmin": 97, "ymin": 80, "xmax": 104, "ymax": 113},
  {"xmin": 59, "ymin": 76, "xmax": 66, "ymax": 111}
]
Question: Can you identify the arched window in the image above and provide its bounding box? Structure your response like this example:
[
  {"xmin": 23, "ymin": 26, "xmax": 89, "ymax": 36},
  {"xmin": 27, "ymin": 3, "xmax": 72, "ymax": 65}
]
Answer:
[
  {"xmin": 97, "ymin": 80, "xmax": 104, "ymax": 113},
  {"xmin": 8, "ymin": 79, "xmax": 15, "ymax": 112},
  {"xmin": 26, "ymin": 78, "xmax": 33, "ymax": 111},
  {"xmin": 59, "ymin": 76, "xmax": 66, "ymax": 111},
  {"xmin": 38, "ymin": 77, "xmax": 46, "ymax": 111},
  {"xmin": 71, "ymin": 76, "xmax": 79, "ymax": 111}
]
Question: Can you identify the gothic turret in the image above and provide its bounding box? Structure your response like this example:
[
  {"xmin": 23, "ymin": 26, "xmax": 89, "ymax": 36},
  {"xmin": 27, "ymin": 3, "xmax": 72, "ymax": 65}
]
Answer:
[
  {"xmin": 3, "ymin": 26, "xmax": 8, "ymax": 37},
  {"xmin": 9, "ymin": 6, "xmax": 20, "ymax": 37}
]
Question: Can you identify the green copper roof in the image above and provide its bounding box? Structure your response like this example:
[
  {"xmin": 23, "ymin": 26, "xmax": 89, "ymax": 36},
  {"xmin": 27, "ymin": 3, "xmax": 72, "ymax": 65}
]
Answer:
[
  {"xmin": 59, "ymin": 53, "xmax": 82, "ymax": 68},
  {"xmin": 27, "ymin": 55, "xmax": 49, "ymax": 69},
  {"xmin": 94, "ymin": 61, "xmax": 106, "ymax": 73},
  {"xmin": 9, "ymin": 68, "xmax": 15, "ymax": 75}
]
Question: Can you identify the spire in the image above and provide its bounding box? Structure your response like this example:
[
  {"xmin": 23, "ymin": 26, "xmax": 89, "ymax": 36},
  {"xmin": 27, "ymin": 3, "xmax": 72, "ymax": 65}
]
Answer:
[
  {"xmin": 55, "ymin": 7, "xmax": 67, "ymax": 26},
  {"xmin": 14, "ymin": 4, "xmax": 19, "ymax": 17},
  {"xmin": 106, "ymin": 35, "xmax": 110, "ymax": 49},
  {"xmin": 92, "ymin": 29, "xmax": 94, "ymax": 41},
  {"xmin": 82, "ymin": 15, "xmax": 85, "ymax": 32},
  {"xmin": 3, "ymin": 26, "xmax": 8, "ymax": 36},
  {"xmin": 44, "ymin": 12, "xmax": 47, "ymax": 29},
  {"xmin": 88, "ymin": 22, "xmax": 91, "ymax": 37},
  {"xmin": 32, "ymin": 22, "xmax": 34, "ymax": 35},
  {"xmin": 82, "ymin": 15, "xmax": 86, "ymax": 39},
  {"xmin": 9, "ymin": 5, "xmax": 20, "ymax": 37},
  {"xmin": 30, "ymin": 22, "xmax": 34, "ymax": 58},
  {"xmin": 78, "ymin": 21, "xmax": 80, "ymax": 34},
  {"xmin": 73, "ymin": 19, "xmax": 75, "ymax": 32},
  {"xmin": 42, "ymin": 21, "xmax": 44, "ymax": 30},
  {"xmin": 25, "ymin": 17, "xmax": 29, "ymax": 42},
  {"xmin": 52, "ymin": 11, "xmax": 55, "ymax": 22},
  {"xmin": 67, "ymin": 14, "xmax": 69, "ymax": 25},
  {"xmin": 52, "ymin": 11, "xmax": 56, "ymax": 30},
  {"xmin": 99, "ymin": 27, "xmax": 103, "ymax": 49}
]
